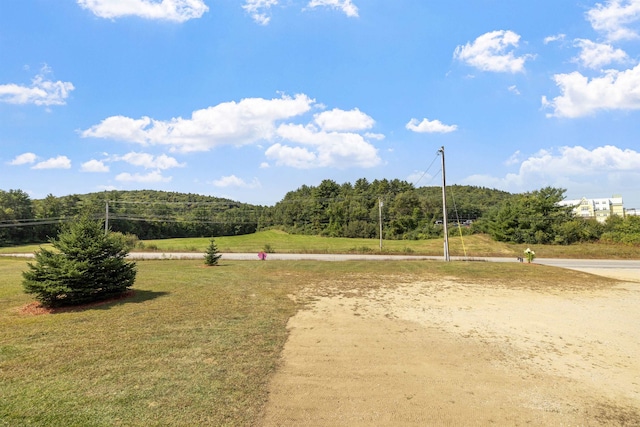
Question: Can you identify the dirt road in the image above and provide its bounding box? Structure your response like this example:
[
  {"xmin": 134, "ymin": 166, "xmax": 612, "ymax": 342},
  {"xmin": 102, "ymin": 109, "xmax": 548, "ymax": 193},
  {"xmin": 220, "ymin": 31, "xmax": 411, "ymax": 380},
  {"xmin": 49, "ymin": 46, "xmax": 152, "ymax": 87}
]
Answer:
[{"xmin": 261, "ymin": 275, "xmax": 640, "ymax": 426}]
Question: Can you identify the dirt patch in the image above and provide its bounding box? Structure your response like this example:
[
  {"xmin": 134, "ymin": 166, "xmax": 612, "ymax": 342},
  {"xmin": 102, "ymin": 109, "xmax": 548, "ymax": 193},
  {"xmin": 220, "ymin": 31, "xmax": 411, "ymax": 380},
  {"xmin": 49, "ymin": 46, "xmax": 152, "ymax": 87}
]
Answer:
[
  {"xmin": 261, "ymin": 279, "xmax": 640, "ymax": 426},
  {"xmin": 17, "ymin": 291, "xmax": 136, "ymax": 315}
]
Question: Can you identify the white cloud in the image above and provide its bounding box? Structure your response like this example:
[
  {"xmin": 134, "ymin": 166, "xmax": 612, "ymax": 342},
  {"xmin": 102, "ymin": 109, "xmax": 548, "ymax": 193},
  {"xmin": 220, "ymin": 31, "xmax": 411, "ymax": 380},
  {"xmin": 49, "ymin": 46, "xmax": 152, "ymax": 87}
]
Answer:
[
  {"xmin": 307, "ymin": 0, "xmax": 359, "ymax": 17},
  {"xmin": 83, "ymin": 94, "xmax": 385, "ymax": 170},
  {"xmin": 242, "ymin": 0, "xmax": 278, "ymax": 25},
  {"xmin": 542, "ymin": 63, "xmax": 640, "ymax": 117},
  {"xmin": 82, "ymin": 94, "xmax": 315, "ymax": 152},
  {"xmin": 77, "ymin": 0, "xmax": 208, "ymax": 22},
  {"xmin": 587, "ymin": 0, "xmax": 640, "ymax": 41},
  {"xmin": 544, "ymin": 33, "xmax": 566, "ymax": 44},
  {"xmin": 81, "ymin": 159, "xmax": 109, "ymax": 172},
  {"xmin": 267, "ymin": 123, "xmax": 380, "ymax": 169},
  {"xmin": 313, "ymin": 108, "xmax": 374, "ymax": 131},
  {"xmin": 462, "ymin": 145, "xmax": 640, "ymax": 194},
  {"xmin": 80, "ymin": 116, "xmax": 153, "ymax": 144},
  {"xmin": 453, "ymin": 30, "xmax": 533, "ymax": 73},
  {"xmin": 264, "ymin": 144, "xmax": 319, "ymax": 169},
  {"xmin": 508, "ymin": 85, "xmax": 521, "ymax": 95},
  {"xmin": 519, "ymin": 145, "xmax": 640, "ymax": 174},
  {"xmin": 0, "ymin": 66, "xmax": 74, "ymax": 107},
  {"xmin": 365, "ymin": 132, "xmax": 385, "ymax": 140},
  {"xmin": 117, "ymin": 152, "xmax": 185, "ymax": 169},
  {"xmin": 9, "ymin": 152, "xmax": 37, "ymax": 165},
  {"xmin": 573, "ymin": 39, "xmax": 629, "ymax": 69},
  {"xmin": 505, "ymin": 150, "xmax": 521, "ymax": 166},
  {"xmin": 115, "ymin": 170, "xmax": 172, "ymax": 183},
  {"xmin": 242, "ymin": 0, "xmax": 358, "ymax": 24},
  {"xmin": 211, "ymin": 175, "xmax": 261, "ymax": 189},
  {"xmin": 32, "ymin": 156, "xmax": 71, "ymax": 170},
  {"xmin": 406, "ymin": 118, "xmax": 457, "ymax": 133}
]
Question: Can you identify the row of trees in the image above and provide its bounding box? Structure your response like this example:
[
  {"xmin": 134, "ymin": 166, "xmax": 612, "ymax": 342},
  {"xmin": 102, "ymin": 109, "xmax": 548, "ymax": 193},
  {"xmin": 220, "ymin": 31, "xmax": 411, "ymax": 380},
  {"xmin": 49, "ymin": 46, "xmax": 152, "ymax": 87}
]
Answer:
[
  {"xmin": 474, "ymin": 187, "xmax": 640, "ymax": 245},
  {"xmin": 259, "ymin": 179, "xmax": 512, "ymax": 240},
  {"xmin": 0, "ymin": 183, "xmax": 511, "ymax": 245},
  {"xmin": 2, "ymin": 182, "xmax": 639, "ymax": 247},
  {"xmin": 0, "ymin": 189, "xmax": 263, "ymax": 245}
]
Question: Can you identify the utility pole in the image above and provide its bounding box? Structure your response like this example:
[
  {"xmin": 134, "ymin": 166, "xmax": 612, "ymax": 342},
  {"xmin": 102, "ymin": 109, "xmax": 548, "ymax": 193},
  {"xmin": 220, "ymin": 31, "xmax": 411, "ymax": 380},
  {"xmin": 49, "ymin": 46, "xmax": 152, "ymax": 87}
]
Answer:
[
  {"xmin": 105, "ymin": 200, "xmax": 109, "ymax": 235},
  {"xmin": 378, "ymin": 198, "xmax": 383, "ymax": 251},
  {"xmin": 439, "ymin": 147, "xmax": 450, "ymax": 261}
]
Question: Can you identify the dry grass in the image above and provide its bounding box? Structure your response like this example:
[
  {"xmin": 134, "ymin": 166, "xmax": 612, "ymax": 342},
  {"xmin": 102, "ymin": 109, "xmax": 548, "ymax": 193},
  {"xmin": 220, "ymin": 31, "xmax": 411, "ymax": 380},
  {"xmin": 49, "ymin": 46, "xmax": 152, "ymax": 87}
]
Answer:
[
  {"xmin": 2, "ymin": 232, "xmax": 639, "ymax": 259},
  {"xmin": 135, "ymin": 231, "xmax": 640, "ymax": 259},
  {"xmin": 0, "ymin": 257, "xmax": 620, "ymax": 426}
]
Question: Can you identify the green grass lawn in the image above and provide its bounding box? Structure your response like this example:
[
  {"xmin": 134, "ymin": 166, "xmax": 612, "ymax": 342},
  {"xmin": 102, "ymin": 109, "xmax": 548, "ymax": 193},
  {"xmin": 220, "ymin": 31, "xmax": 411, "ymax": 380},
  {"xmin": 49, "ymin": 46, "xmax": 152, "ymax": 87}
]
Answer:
[
  {"xmin": 136, "ymin": 230, "xmax": 640, "ymax": 259},
  {"xmin": 0, "ymin": 257, "xmax": 617, "ymax": 426},
  {"xmin": 2, "ymin": 231, "xmax": 639, "ymax": 259}
]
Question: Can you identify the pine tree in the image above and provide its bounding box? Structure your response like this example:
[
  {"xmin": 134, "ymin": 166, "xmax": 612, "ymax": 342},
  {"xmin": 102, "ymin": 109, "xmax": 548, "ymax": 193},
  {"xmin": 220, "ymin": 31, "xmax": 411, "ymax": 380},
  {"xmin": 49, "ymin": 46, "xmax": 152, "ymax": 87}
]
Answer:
[
  {"xmin": 204, "ymin": 237, "xmax": 222, "ymax": 266},
  {"xmin": 23, "ymin": 216, "xmax": 137, "ymax": 307}
]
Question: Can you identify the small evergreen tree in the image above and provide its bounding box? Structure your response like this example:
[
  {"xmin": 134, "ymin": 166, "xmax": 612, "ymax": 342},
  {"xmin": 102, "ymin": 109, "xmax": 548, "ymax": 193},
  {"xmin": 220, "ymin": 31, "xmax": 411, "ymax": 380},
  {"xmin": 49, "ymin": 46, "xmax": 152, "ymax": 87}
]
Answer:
[
  {"xmin": 204, "ymin": 238, "xmax": 222, "ymax": 266},
  {"xmin": 23, "ymin": 216, "xmax": 137, "ymax": 307}
]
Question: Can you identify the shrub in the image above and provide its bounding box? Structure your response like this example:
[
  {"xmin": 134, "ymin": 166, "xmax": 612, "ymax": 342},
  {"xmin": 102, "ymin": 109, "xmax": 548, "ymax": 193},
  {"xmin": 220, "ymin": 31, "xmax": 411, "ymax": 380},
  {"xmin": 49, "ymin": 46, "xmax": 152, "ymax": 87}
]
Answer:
[
  {"xmin": 263, "ymin": 243, "xmax": 275, "ymax": 253},
  {"xmin": 524, "ymin": 247, "xmax": 536, "ymax": 263},
  {"xmin": 349, "ymin": 246, "xmax": 373, "ymax": 254},
  {"xmin": 22, "ymin": 216, "xmax": 137, "ymax": 307},
  {"xmin": 204, "ymin": 238, "xmax": 222, "ymax": 266}
]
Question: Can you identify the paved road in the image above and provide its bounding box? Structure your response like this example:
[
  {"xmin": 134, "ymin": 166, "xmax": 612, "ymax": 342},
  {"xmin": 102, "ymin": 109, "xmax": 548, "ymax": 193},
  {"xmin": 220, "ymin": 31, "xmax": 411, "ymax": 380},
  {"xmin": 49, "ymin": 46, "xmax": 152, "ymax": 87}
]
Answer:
[{"xmin": 3, "ymin": 252, "xmax": 638, "ymax": 281}]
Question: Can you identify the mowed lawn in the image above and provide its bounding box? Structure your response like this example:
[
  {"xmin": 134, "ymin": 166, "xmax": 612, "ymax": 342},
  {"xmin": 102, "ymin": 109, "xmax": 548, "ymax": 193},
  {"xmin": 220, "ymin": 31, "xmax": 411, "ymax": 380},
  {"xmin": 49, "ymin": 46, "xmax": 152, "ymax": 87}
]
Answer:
[
  {"xmin": 0, "ymin": 256, "xmax": 621, "ymax": 426},
  {"xmin": 132, "ymin": 230, "xmax": 640, "ymax": 259},
  {"xmin": 2, "ymin": 231, "xmax": 639, "ymax": 259},
  {"xmin": 139, "ymin": 231, "xmax": 640, "ymax": 259}
]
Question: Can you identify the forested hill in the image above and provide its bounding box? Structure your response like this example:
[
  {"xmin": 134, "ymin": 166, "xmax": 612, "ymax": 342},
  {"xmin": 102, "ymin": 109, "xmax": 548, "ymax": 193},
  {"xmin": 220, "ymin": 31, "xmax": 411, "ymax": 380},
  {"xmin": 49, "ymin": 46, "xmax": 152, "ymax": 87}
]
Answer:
[
  {"xmin": 1, "ymin": 182, "xmax": 514, "ymax": 244},
  {"xmin": 259, "ymin": 179, "xmax": 514, "ymax": 239},
  {"xmin": 58, "ymin": 189, "xmax": 251, "ymax": 210},
  {"xmin": 0, "ymin": 189, "xmax": 265, "ymax": 244}
]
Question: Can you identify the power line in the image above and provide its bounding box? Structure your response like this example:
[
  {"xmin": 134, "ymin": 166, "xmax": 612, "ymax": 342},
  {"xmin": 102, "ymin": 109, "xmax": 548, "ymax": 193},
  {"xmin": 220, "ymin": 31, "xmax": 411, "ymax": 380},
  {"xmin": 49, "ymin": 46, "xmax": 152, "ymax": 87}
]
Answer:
[{"xmin": 412, "ymin": 153, "xmax": 441, "ymax": 187}]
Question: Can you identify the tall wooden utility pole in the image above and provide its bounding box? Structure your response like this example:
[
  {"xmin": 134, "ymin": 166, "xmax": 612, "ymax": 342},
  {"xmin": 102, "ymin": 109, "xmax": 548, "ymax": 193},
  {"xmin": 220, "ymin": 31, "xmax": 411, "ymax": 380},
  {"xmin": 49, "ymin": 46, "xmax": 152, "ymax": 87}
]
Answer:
[
  {"xmin": 439, "ymin": 147, "xmax": 450, "ymax": 261},
  {"xmin": 105, "ymin": 201, "xmax": 109, "ymax": 235},
  {"xmin": 378, "ymin": 198, "xmax": 383, "ymax": 251}
]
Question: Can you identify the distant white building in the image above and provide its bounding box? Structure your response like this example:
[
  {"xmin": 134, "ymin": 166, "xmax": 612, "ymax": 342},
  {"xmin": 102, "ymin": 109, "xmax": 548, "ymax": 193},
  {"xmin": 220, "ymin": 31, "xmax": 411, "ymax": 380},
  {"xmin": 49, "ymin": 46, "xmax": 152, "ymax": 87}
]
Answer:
[{"xmin": 559, "ymin": 195, "xmax": 625, "ymax": 223}]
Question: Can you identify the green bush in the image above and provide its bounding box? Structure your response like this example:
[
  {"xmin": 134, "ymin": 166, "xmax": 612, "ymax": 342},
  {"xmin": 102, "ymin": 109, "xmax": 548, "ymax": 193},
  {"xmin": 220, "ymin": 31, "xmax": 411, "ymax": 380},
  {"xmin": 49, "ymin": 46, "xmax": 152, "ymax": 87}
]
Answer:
[
  {"xmin": 349, "ymin": 246, "xmax": 373, "ymax": 254},
  {"xmin": 263, "ymin": 243, "xmax": 275, "ymax": 253},
  {"xmin": 600, "ymin": 231, "xmax": 640, "ymax": 246},
  {"xmin": 22, "ymin": 216, "xmax": 137, "ymax": 307},
  {"xmin": 204, "ymin": 238, "xmax": 222, "ymax": 266}
]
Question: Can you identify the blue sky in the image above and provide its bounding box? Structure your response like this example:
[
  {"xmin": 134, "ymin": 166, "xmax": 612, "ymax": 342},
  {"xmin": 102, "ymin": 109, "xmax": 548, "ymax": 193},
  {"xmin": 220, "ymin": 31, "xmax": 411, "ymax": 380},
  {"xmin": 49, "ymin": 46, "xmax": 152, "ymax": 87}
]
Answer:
[{"xmin": 1, "ymin": 0, "xmax": 640, "ymax": 209}]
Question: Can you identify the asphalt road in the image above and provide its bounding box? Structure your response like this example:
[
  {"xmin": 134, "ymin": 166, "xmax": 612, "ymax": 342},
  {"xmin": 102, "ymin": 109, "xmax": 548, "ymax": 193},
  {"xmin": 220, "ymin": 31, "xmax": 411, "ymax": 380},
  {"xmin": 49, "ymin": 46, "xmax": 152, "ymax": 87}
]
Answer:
[{"xmin": 128, "ymin": 251, "xmax": 640, "ymax": 267}]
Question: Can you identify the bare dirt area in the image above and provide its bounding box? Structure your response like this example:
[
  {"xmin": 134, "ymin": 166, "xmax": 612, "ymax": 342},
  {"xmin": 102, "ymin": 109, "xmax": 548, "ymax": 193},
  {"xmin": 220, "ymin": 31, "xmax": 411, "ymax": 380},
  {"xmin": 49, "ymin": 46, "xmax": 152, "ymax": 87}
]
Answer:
[{"xmin": 261, "ymin": 272, "xmax": 640, "ymax": 426}]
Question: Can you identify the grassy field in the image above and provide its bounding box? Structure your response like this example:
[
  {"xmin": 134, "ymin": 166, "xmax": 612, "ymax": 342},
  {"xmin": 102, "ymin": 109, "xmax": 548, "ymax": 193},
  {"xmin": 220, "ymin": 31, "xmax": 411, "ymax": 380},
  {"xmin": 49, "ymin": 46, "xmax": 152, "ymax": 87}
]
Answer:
[
  {"xmin": 0, "ymin": 256, "xmax": 618, "ymax": 426},
  {"xmin": 1, "ymin": 231, "xmax": 639, "ymax": 259},
  {"xmin": 138, "ymin": 231, "xmax": 640, "ymax": 259}
]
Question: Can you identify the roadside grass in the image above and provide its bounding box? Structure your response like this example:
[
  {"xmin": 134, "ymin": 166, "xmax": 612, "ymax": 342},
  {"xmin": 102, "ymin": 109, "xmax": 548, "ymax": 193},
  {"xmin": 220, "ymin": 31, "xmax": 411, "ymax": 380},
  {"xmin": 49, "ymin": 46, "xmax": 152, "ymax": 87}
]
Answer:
[
  {"xmin": 2, "ymin": 231, "xmax": 639, "ymax": 259},
  {"xmin": 135, "ymin": 231, "xmax": 640, "ymax": 260},
  {"xmin": 0, "ymin": 257, "xmax": 618, "ymax": 426},
  {"xmin": 0, "ymin": 243, "xmax": 50, "ymax": 254}
]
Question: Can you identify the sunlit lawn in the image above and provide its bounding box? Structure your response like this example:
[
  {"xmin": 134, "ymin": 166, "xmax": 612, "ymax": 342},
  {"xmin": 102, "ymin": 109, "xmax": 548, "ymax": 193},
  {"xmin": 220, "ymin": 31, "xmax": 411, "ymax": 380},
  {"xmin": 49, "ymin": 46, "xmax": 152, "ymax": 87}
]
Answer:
[
  {"xmin": 1, "ymin": 231, "xmax": 639, "ymax": 259},
  {"xmin": 0, "ymin": 256, "xmax": 618, "ymax": 426},
  {"xmin": 138, "ymin": 230, "xmax": 640, "ymax": 260}
]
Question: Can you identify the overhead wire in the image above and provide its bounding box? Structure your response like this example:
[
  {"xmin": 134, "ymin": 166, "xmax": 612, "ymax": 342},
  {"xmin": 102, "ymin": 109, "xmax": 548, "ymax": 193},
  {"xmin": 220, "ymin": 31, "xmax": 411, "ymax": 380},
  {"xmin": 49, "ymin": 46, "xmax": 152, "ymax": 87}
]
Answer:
[
  {"xmin": 411, "ymin": 153, "xmax": 441, "ymax": 187},
  {"xmin": 448, "ymin": 189, "xmax": 468, "ymax": 257}
]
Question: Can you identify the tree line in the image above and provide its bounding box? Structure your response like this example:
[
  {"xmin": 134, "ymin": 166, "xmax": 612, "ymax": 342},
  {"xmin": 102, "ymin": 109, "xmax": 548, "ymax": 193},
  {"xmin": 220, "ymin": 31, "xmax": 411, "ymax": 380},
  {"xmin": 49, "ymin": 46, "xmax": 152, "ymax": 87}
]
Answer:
[
  {"xmin": 0, "ymin": 189, "xmax": 264, "ymax": 245},
  {"xmin": 1, "ymin": 181, "xmax": 639, "ymax": 246},
  {"xmin": 258, "ymin": 179, "xmax": 511, "ymax": 239}
]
